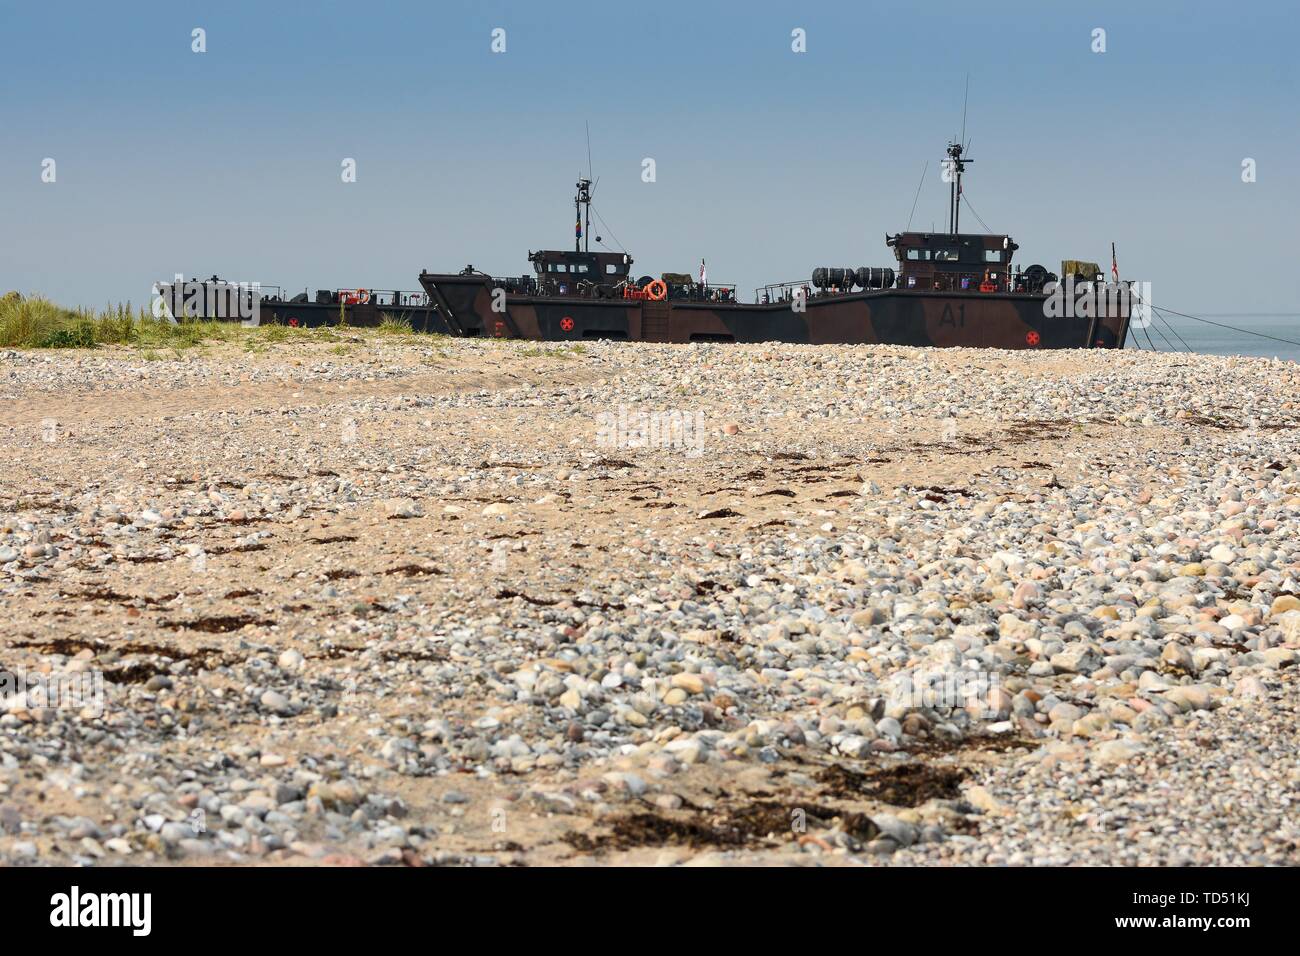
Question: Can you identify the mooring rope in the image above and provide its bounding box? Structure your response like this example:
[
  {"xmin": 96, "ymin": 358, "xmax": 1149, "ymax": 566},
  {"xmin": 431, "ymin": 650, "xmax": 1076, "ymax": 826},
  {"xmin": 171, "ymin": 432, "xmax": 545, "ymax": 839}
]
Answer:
[
  {"xmin": 1151, "ymin": 308, "xmax": 1195, "ymax": 353},
  {"xmin": 1149, "ymin": 304, "xmax": 1300, "ymax": 350},
  {"xmin": 1126, "ymin": 285, "xmax": 1300, "ymax": 353}
]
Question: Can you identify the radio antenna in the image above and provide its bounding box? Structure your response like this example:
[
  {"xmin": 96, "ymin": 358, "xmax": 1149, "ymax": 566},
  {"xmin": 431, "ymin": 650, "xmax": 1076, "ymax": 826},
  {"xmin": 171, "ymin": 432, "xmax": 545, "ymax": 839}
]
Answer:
[
  {"xmin": 960, "ymin": 74, "xmax": 970, "ymax": 147},
  {"xmin": 585, "ymin": 121, "xmax": 593, "ymax": 182},
  {"xmin": 906, "ymin": 160, "xmax": 928, "ymax": 232},
  {"xmin": 947, "ymin": 76, "xmax": 973, "ymax": 236}
]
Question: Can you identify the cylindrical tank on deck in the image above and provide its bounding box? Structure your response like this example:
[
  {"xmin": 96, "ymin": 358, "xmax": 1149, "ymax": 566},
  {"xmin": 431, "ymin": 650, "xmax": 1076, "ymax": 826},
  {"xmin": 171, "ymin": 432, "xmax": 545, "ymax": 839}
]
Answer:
[
  {"xmin": 813, "ymin": 267, "xmax": 896, "ymax": 290},
  {"xmin": 811, "ymin": 267, "xmax": 856, "ymax": 289},
  {"xmin": 855, "ymin": 267, "xmax": 895, "ymax": 289}
]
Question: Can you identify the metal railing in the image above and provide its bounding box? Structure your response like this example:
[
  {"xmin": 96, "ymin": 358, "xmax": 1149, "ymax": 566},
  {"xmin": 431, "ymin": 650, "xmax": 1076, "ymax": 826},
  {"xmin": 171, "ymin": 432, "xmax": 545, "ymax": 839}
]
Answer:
[
  {"xmin": 755, "ymin": 280, "xmax": 816, "ymax": 304},
  {"xmin": 442, "ymin": 275, "xmax": 740, "ymax": 303},
  {"xmin": 672, "ymin": 283, "xmax": 738, "ymax": 303},
  {"xmin": 295, "ymin": 289, "xmax": 431, "ymax": 307},
  {"xmin": 896, "ymin": 272, "xmax": 1005, "ymax": 293}
]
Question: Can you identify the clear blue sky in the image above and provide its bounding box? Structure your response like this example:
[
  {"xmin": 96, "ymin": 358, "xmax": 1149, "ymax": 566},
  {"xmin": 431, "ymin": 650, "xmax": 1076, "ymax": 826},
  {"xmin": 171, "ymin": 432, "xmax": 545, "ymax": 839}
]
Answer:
[{"xmin": 2, "ymin": 0, "xmax": 1296, "ymax": 313}]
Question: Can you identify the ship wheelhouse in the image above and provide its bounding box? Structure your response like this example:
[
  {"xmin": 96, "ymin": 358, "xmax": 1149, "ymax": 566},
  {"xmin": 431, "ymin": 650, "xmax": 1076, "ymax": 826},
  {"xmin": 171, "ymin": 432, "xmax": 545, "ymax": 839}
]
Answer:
[
  {"xmin": 527, "ymin": 249, "xmax": 633, "ymax": 296},
  {"xmin": 886, "ymin": 232, "xmax": 1018, "ymax": 292}
]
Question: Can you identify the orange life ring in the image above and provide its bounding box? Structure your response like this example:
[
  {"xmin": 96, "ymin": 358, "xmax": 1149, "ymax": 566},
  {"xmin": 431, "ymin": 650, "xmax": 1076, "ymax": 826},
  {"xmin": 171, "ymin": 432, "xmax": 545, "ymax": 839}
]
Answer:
[
  {"xmin": 356, "ymin": 288, "xmax": 370, "ymax": 304},
  {"xmin": 644, "ymin": 279, "xmax": 667, "ymax": 301}
]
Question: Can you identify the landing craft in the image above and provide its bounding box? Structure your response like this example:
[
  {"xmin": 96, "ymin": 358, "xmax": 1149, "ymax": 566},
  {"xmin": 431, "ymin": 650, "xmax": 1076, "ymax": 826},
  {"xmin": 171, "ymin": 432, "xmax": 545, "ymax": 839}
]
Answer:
[
  {"xmin": 168, "ymin": 141, "xmax": 1134, "ymax": 349},
  {"xmin": 416, "ymin": 141, "xmax": 1132, "ymax": 348}
]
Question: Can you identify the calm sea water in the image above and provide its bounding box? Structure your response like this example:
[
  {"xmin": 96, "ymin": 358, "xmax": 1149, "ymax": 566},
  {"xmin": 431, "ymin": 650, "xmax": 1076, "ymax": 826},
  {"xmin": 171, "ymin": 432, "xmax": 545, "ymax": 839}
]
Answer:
[{"xmin": 1129, "ymin": 314, "xmax": 1300, "ymax": 362}]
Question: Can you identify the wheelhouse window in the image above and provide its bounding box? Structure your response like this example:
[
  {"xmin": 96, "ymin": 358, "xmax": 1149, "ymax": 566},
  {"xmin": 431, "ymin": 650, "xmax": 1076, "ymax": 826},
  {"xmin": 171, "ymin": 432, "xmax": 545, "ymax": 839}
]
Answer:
[
  {"xmin": 605, "ymin": 264, "xmax": 621, "ymax": 274},
  {"xmin": 548, "ymin": 263, "xmax": 568, "ymax": 273},
  {"xmin": 934, "ymin": 249, "xmax": 961, "ymax": 262},
  {"xmin": 984, "ymin": 250, "xmax": 1003, "ymax": 263}
]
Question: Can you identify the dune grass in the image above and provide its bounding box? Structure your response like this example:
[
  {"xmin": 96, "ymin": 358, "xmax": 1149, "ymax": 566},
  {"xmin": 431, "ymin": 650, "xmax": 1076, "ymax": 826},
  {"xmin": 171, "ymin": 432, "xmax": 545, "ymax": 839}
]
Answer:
[
  {"xmin": 519, "ymin": 342, "xmax": 588, "ymax": 358},
  {"xmin": 0, "ymin": 292, "xmax": 367, "ymax": 351},
  {"xmin": 0, "ymin": 293, "xmax": 241, "ymax": 350},
  {"xmin": 1, "ymin": 292, "xmax": 468, "ymax": 358},
  {"xmin": 0, "ymin": 293, "xmax": 69, "ymax": 347},
  {"xmin": 377, "ymin": 313, "xmax": 414, "ymax": 336}
]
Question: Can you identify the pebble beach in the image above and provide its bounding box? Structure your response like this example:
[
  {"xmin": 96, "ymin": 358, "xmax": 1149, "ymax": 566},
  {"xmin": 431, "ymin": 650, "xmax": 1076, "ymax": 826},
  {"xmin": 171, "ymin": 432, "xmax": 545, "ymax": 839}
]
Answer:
[{"xmin": 2, "ymin": 337, "xmax": 1298, "ymax": 866}]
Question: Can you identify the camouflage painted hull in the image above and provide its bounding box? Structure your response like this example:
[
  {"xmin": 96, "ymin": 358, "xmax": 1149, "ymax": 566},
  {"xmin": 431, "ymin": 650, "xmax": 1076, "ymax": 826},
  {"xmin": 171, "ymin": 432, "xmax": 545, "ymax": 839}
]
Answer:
[{"xmin": 418, "ymin": 273, "xmax": 1131, "ymax": 349}]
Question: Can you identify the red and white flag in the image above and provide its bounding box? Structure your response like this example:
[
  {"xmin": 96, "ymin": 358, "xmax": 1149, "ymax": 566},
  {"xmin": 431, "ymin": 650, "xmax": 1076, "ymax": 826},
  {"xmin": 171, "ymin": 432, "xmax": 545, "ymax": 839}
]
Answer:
[
  {"xmin": 1111, "ymin": 243, "xmax": 1119, "ymax": 283},
  {"xmin": 699, "ymin": 259, "xmax": 707, "ymax": 286}
]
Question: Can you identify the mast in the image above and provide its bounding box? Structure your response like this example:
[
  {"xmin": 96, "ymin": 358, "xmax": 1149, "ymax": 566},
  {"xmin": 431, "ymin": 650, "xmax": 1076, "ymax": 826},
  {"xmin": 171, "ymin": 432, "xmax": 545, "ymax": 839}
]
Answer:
[
  {"xmin": 945, "ymin": 141, "xmax": 971, "ymax": 235},
  {"xmin": 574, "ymin": 177, "xmax": 593, "ymax": 253}
]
